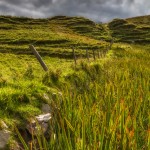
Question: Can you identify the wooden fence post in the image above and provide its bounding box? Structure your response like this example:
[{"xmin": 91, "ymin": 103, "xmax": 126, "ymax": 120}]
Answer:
[
  {"xmin": 93, "ymin": 49, "xmax": 96, "ymax": 60},
  {"xmin": 72, "ymin": 48, "xmax": 77, "ymax": 66},
  {"xmin": 29, "ymin": 45, "xmax": 48, "ymax": 71},
  {"xmin": 103, "ymin": 48, "xmax": 107, "ymax": 57},
  {"xmin": 109, "ymin": 39, "xmax": 114, "ymax": 49},
  {"xmin": 98, "ymin": 49, "xmax": 100, "ymax": 59},
  {"xmin": 106, "ymin": 46, "xmax": 109, "ymax": 53},
  {"xmin": 86, "ymin": 49, "xmax": 89, "ymax": 62}
]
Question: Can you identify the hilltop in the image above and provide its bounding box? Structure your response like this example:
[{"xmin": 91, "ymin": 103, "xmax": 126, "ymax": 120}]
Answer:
[{"xmin": 108, "ymin": 15, "xmax": 150, "ymax": 43}]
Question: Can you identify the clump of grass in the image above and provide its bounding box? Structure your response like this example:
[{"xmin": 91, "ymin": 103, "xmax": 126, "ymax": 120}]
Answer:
[
  {"xmin": 23, "ymin": 65, "xmax": 34, "ymax": 79},
  {"xmin": 42, "ymin": 69, "xmax": 62, "ymax": 86},
  {"xmin": 0, "ymin": 74, "xmax": 7, "ymax": 87}
]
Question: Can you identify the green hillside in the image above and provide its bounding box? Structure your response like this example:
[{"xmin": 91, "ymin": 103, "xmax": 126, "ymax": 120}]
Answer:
[
  {"xmin": 127, "ymin": 15, "xmax": 150, "ymax": 25},
  {"xmin": 108, "ymin": 15, "xmax": 150, "ymax": 43},
  {"xmin": 0, "ymin": 15, "xmax": 150, "ymax": 149},
  {"xmin": 0, "ymin": 15, "xmax": 110, "ymax": 57}
]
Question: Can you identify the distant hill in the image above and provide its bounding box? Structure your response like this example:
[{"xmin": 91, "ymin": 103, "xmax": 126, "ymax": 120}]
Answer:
[
  {"xmin": 108, "ymin": 15, "xmax": 150, "ymax": 43},
  {"xmin": 1, "ymin": 14, "xmax": 150, "ymax": 56},
  {"xmin": 126, "ymin": 15, "xmax": 150, "ymax": 25},
  {"xmin": 49, "ymin": 16, "xmax": 109, "ymax": 40}
]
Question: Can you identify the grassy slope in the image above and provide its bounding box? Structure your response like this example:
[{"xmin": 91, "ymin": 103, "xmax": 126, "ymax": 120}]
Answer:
[
  {"xmin": 108, "ymin": 15, "xmax": 150, "ymax": 43},
  {"xmin": 0, "ymin": 15, "xmax": 150, "ymax": 149},
  {"xmin": 0, "ymin": 16, "xmax": 109, "ymax": 56},
  {"xmin": 1, "ymin": 15, "xmax": 110, "ymax": 125}
]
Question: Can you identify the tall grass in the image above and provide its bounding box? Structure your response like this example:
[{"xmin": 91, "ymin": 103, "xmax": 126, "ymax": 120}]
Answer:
[
  {"xmin": 0, "ymin": 43, "xmax": 149, "ymax": 149},
  {"xmin": 14, "ymin": 45, "xmax": 149, "ymax": 149},
  {"xmin": 55, "ymin": 57, "xmax": 149, "ymax": 149}
]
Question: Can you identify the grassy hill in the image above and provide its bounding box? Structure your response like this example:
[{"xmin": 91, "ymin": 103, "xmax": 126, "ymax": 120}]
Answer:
[
  {"xmin": 0, "ymin": 15, "xmax": 150, "ymax": 149},
  {"xmin": 108, "ymin": 15, "xmax": 150, "ymax": 43},
  {"xmin": 0, "ymin": 15, "xmax": 110, "ymax": 57}
]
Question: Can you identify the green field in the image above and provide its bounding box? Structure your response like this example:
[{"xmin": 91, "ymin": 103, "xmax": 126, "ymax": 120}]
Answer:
[{"xmin": 0, "ymin": 15, "xmax": 150, "ymax": 149}]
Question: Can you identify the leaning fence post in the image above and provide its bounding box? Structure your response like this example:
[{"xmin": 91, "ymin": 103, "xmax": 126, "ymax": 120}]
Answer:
[
  {"xmin": 93, "ymin": 49, "xmax": 96, "ymax": 60},
  {"xmin": 72, "ymin": 48, "xmax": 77, "ymax": 66},
  {"xmin": 29, "ymin": 45, "xmax": 48, "ymax": 71},
  {"xmin": 86, "ymin": 49, "xmax": 89, "ymax": 62}
]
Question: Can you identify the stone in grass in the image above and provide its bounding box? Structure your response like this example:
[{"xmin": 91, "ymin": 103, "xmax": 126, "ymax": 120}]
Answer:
[
  {"xmin": 36, "ymin": 113, "xmax": 51, "ymax": 122},
  {"xmin": 0, "ymin": 130, "xmax": 11, "ymax": 149},
  {"xmin": 26, "ymin": 113, "xmax": 52, "ymax": 136}
]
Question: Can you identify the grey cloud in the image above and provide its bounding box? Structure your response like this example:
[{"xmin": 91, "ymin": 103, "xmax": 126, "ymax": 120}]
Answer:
[
  {"xmin": 0, "ymin": 0, "xmax": 135, "ymax": 7},
  {"xmin": 0, "ymin": 0, "xmax": 150, "ymax": 22},
  {"xmin": 31, "ymin": 0, "xmax": 53, "ymax": 7},
  {"xmin": 1, "ymin": 0, "xmax": 53, "ymax": 8}
]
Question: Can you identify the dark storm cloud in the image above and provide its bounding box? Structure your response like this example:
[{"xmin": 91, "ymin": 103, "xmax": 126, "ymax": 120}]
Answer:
[{"xmin": 0, "ymin": 0, "xmax": 150, "ymax": 22}]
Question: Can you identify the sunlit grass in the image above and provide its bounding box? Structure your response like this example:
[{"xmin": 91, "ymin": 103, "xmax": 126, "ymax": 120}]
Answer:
[{"xmin": 1, "ymin": 43, "xmax": 149, "ymax": 149}]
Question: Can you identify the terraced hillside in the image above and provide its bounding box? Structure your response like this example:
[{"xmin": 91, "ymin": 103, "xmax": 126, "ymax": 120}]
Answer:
[
  {"xmin": 0, "ymin": 15, "xmax": 150, "ymax": 149},
  {"xmin": 108, "ymin": 15, "xmax": 150, "ymax": 43},
  {"xmin": 0, "ymin": 15, "xmax": 110, "ymax": 57}
]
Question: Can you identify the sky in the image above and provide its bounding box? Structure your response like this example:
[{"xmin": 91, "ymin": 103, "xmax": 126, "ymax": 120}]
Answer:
[{"xmin": 0, "ymin": 0, "xmax": 150, "ymax": 22}]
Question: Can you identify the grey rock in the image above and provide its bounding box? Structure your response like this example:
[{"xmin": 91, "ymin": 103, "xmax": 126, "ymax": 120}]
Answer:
[
  {"xmin": 0, "ymin": 130, "xmax": 11, "ymax": 149},
  {"xmin": 26, "ymin": 113, "xmax": 52, "ymax": 135},
  {"xmin": 36, "ymin": 113, "xmax": 51, "ymax": 122}
]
